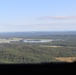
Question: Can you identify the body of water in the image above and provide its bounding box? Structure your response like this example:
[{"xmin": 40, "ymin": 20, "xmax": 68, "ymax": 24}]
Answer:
[{"xmin": 24, "ymin": 39, "xmax": 53, "ymax": 43}]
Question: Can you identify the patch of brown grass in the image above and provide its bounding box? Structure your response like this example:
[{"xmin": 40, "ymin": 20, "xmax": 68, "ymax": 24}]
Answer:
[{"xmin": 55, "ymin": 57, "xmax": 76, "ymax": 62}]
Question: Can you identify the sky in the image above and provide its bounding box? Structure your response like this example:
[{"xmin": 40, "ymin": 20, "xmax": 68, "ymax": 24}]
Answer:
[{"xmin": 0, "ymin": 0, "xmax": 76, "ymax": 32}]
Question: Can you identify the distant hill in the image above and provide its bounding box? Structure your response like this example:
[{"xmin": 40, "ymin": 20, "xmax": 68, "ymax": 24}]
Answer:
[{"xmin": 0, "ymin": 31, "xmax": 76, "ymax": 38}]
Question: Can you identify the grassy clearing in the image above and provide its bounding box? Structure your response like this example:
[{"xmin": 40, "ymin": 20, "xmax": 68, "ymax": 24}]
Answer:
[
  {"xmin": 0, "ymin": 38, "xmax": 22, "ymax": 43},
  {"xmin": 55, "ymin": 57, "xmax": 76, "ymax": 62},
  {"xmin": 39, "ymin": 45, "xmax": 63, "ymax": 48}
]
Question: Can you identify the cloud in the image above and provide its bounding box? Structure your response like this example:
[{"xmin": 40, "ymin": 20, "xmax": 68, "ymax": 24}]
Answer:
[{"xmin": 39, "ymin": 16, "xmax": 76, "ymax": 20}]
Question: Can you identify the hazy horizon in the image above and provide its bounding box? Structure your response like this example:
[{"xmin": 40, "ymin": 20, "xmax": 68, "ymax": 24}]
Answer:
[{"xmin": 0, "ymin": 30, "xmax": 76, "ymax": 33}]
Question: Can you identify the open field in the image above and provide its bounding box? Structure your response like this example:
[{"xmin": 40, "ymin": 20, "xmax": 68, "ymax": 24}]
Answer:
[
  {"xmin": 0, "ymin": 38, "xmax": 22, "ymax": 43},
  {"xmin": 55, "ymin": 57, "xmax": 76, "ymax": 62},
  {"xmin": 40, "ymin": 45, "xmax": 63, "ymax": 48}
]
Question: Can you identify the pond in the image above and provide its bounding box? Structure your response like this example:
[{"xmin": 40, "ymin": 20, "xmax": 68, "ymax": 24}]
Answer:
[{"xmin": 24, "ymin": 39, "xmax": 53, "ymax": 43}]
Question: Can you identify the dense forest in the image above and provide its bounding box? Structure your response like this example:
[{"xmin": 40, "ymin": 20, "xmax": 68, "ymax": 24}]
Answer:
[{"xmin": 0, "ymin": 31, "xmax": 76, "ymax": 63}]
